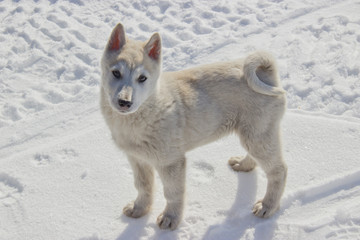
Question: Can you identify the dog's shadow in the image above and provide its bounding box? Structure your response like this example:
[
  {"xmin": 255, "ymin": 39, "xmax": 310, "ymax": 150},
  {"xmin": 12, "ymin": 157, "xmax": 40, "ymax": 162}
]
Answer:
[
  {"xmin": 116, "ymin": 170, "xmax": 279, "ymax": 240},
  {"xmin": 116, "ymin": 209, "xmax": 179, "ymax": 240},
  {"xmin": 116, "ymin": 213, "xmax": 151, "ymax": 240},
  {"xmin": 202, "ymin": 170, "xmax": 279, "ymax": 240}
]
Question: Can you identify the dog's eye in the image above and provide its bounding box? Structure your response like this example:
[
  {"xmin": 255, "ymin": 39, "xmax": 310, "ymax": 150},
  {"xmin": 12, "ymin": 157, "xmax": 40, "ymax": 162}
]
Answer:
[
  {"xmin": 138, "ymin": 75, "xmax": 147, "ymax": 83},
  {"xmin": 112, "ymin": 70, "xmax": 122, "ymax": 79}
]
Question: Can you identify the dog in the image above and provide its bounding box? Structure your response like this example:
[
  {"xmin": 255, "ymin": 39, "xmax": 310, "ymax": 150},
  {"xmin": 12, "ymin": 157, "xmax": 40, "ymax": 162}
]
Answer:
[{"xmin": 100, "ymin": 23, "xmax": 287, "ymax": 230}]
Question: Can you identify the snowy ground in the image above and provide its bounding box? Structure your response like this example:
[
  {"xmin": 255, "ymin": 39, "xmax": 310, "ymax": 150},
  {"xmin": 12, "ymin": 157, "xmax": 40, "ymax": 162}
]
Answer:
[{"xmin": 1, "ymin": 0, "xmax": 360, "ymax": 239}]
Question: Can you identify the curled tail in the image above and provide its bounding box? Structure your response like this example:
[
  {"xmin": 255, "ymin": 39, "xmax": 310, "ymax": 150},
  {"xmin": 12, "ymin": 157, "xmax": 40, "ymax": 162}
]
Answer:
[{"xmin": 244, "ymin": 51, "xmax": 285, "ymax": 96}]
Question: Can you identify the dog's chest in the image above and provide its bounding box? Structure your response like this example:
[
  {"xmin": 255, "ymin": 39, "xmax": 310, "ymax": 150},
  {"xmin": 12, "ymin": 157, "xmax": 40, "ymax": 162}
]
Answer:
[{"xmin": 110, "ymin": 119, "xmax": 168, "ymax": 161}]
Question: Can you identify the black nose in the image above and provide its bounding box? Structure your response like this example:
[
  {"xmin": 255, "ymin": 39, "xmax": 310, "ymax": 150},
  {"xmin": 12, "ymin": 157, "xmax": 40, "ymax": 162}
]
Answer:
[{"xmin": 118, "ymin": 99, "xmax": 132, "ymax": 109}]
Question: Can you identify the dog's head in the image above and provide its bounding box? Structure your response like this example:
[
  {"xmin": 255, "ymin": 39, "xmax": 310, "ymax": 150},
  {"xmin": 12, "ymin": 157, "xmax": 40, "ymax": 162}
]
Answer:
[{"xmin": 101, "ymin": 23, "xmax": 162, "ymax": 115}]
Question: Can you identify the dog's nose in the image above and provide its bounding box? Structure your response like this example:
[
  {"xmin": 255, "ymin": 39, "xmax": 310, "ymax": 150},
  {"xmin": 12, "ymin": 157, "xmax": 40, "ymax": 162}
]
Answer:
[{"xmin": 118, "ymin": 99, "xmax": 132, "ymax": 109}]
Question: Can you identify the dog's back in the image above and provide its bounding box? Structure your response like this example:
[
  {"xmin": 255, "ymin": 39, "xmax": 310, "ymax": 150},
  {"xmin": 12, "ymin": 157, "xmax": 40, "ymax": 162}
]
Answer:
[{"xmin": 158, "ymin": 55, "xmax": 286, "ymax": 151}]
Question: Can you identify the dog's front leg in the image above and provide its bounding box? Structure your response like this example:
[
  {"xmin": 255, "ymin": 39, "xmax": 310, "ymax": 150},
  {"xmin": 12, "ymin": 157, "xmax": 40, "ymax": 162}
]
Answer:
[
  {"xmin": 156, "ymin": 157, "xmax": 186, "ymax": 230},
  {"xmin": 123, "ymin": 156, "xmax": 154, "ymax": 218}
]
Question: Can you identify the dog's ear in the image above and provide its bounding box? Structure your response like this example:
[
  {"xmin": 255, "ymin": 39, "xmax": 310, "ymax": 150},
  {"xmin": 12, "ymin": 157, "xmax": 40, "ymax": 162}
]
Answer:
[
  {"xmin": 107, "ymin": 23, "xmax": 126, "ymax": 52},
  {"xmin": 144, "ymin": 33, "xmax": 161, "ymax": 61}
]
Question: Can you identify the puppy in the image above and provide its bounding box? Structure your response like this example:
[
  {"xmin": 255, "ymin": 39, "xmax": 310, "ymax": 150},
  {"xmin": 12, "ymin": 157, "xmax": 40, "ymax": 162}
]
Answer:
[{"xmin": 100, "ymin": 23, "xmax": 287, "ymax": 230}]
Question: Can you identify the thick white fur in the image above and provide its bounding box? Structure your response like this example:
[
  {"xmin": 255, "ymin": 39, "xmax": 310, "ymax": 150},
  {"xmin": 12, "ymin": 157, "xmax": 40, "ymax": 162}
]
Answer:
[{"xmin": 100, "ymin": 23, "xmax": 287, "ymax": 230}]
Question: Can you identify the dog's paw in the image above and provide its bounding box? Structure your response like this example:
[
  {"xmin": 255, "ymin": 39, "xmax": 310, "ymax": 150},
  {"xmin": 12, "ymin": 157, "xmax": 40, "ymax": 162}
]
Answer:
[
  {"xmin": 123, "ymin": 202, "xmax": 149, "ymax": 218},
  {"xmin": 228, "ymin": 156, "xmax": 256, "ymax": 172},
  {"xmin": 157, "ymin": 212, "xmax": 180, "ymax": 230},
  {"xmin": 252, "ymin": 199, "xmax": 279, "ymax": 218}
]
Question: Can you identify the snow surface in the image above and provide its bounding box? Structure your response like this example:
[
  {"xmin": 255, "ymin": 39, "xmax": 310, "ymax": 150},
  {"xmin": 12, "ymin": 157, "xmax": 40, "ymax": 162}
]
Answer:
[{"xmin": 1, "ymin": 0, "xmax": 360, "ymax": 239}]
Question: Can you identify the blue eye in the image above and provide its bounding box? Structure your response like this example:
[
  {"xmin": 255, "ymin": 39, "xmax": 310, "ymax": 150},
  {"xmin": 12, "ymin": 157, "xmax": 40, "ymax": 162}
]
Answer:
[
  {"xmin": 112, "ymin": 70, "xmax": 121, "ymax": 79},
  {"xmin": 138, "ymin": 75, "xmax": 147, "ymax": 83}
]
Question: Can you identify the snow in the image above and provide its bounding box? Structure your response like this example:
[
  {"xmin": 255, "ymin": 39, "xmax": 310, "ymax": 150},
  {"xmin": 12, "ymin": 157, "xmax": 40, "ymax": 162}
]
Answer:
[{"xmin": 0, "ymin": 0, "xmax": 359, "ymax": 239}]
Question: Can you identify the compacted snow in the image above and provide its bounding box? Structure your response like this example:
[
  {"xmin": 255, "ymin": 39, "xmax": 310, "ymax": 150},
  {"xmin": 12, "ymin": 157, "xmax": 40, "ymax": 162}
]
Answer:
[{"xmin": 0, "ymin": 0, "xmax": 360, "ymax": 239}]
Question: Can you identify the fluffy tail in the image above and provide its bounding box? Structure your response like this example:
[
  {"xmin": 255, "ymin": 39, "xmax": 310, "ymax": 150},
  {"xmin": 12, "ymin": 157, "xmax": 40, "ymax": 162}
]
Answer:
[{"xmin": 244, "ymin": 51, "xmax": 285, "ymax": 96}]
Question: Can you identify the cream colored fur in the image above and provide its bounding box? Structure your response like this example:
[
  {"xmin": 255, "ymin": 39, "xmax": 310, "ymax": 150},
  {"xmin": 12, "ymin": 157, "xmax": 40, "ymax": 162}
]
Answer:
[{"xmin": 100, "ymin": 23, "xmax": 287, "ymax": 230}]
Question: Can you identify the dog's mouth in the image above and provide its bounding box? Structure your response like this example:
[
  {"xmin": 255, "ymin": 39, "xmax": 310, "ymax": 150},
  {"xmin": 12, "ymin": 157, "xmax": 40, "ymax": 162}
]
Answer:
[{"xmin": 118, "ymin": 108, "xmax": 133, "ymax": 114}]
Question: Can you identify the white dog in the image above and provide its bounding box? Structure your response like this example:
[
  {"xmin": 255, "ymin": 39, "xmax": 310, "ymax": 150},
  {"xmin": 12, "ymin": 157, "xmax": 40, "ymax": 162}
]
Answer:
[{"xmin": 100, "ymin": 23, "xmax": 287, "ymax": 230}]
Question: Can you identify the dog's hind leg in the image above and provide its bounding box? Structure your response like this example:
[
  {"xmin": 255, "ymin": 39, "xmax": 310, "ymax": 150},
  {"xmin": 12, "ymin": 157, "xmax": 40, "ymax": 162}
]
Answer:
[
  {"xmin": 123, "ymin": 156, "xmax": 154, "ymax": 218},
  {"xmin": 240, "ymin": 126, "xmax": 287, "ymax": 218},
  {"xmin": 156, "ymin": 157, "xmax": 186, "ymax": 230},
  {"xmin": 228, "ymin": 154, "xmax": 257, "ymax": 172}
]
